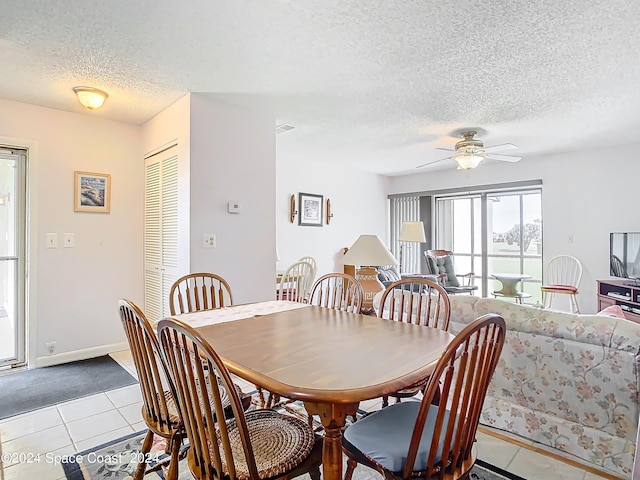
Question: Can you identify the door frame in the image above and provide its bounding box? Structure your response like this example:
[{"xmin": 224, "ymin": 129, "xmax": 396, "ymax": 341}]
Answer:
[{"xmin": 0, "ymin": 136, "xmax": 38, "ymax": 369}]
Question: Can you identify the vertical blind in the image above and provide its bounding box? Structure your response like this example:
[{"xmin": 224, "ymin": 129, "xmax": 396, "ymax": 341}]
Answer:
[{"xmin": 390, "ymin": 196, "xmax": 421, "ymax": 273}]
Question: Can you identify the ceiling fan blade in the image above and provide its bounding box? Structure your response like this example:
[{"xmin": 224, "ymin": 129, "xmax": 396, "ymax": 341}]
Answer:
[
  {"xmin": 482, "ymin": 143, "xmax": 518, "ymax": 153},
  {"xmin": 416, "ymin": 156, "xmax": 454, "ymax": 168},
  {"xmin": 486, "ymin": 153, "xmax": 521, "ymax": 162},
  {"xmin": 435, "ymin": 147, "xmax": 455, "ymax": 152}
]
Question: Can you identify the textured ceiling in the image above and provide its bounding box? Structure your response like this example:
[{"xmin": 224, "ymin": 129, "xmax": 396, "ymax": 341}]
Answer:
[{"xmin": 1, "ymin": 0, "xmax": 639, "ymax": 175}]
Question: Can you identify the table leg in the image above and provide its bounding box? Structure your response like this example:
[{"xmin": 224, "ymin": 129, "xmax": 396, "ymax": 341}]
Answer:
[{"xmin": 304, "ymin": 401, "xmax": 358, "ymax": 480}]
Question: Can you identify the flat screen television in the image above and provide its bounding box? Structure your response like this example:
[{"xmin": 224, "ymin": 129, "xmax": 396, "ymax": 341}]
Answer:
[{"xmin": 610, "ymin": 232, "xmax": 640, "ymax": 281}]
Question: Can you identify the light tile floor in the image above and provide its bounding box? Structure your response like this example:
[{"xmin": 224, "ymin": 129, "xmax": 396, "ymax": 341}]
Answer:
[{"xmin": 0, "ymin": 350, "xmax": 622, "ymax": 480}]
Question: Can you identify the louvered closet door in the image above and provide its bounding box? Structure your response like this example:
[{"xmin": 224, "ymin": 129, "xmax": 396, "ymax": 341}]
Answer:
[{"xmin": 144, "ymin": 149, "xmax": 179, "ymax": 322}]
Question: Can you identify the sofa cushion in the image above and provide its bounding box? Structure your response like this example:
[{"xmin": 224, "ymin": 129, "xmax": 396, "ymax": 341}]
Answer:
[{"xmin": 597, "ymin": 304, "xmax": 626, "ymax": 319}]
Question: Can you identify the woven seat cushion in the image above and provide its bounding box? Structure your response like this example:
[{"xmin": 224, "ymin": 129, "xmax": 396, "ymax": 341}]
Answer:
[
  {"xmin": 213, "ymin": 409, "xmax": 315, "ymax": 480},
  {"xmin": 541, "ymin": 284, "xmax": 578, "ymax": 293},
  {"xmin": 343, "ymin": 401, "xmax": 454, "ymax": 472},
  {"xmin": 159, "ymin": 390, "xmax": 182, "ymax": 425},
  {"xmin": 156, "ymin": 380, "xmax": 249, "ymax": 426}
]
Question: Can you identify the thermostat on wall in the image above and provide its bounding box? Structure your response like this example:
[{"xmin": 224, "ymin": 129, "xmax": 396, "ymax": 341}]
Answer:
[{"xmin": 228, "ymin": 201, "xmax": 242, "ymax": 213}]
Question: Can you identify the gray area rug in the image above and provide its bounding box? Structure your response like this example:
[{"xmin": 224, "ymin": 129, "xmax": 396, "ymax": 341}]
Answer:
[
  {"xmin": 62, "ymin": 430, "xmax": 526, "ymax": 480},
  {"xmin": 0, "ymin": 355, "xmax": 137, "ymax": 420}
]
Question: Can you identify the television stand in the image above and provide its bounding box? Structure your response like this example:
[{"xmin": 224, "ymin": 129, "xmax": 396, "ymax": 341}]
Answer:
[
  {"xmin": 624, "ymin": 279, "xmax": 640, "ymax": 287},
  {"xmin": 597, "ymin": 279, "xmax": 640, "ymax": 323}
]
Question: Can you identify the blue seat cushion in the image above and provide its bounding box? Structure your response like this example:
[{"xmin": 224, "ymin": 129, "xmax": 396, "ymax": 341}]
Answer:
[{"xmin": 343, "ymin": 401, "xmax": 453, "ymax": 472}]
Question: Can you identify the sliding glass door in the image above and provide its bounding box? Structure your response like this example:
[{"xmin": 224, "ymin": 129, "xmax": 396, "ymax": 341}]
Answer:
[
  {"xmin": 487, "ymin": 191, "xmax": 542, "ymax": 302},
  {"xmin": 435, "ymin": 188, "xmax": 542, "ymax": 303},
  {"xmin": 435, "ymin": 195, "xmax": 483, "ymax": 289}
]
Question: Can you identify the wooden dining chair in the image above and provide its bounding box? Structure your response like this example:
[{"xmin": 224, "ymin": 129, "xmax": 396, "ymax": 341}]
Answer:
[
  {"xmin": 308, "ymin": 273, "xmax": 364, "ymax": 313},
  {"xmin": 118, "ymin": 299, "xmax": 184, "ymax": 480},
  {"xmin": 169, "ymin": 272, "xmax": 233, "ymax": 315},
  {"xmin": 276, "ymin": 260, "xmax": 314, "ymax": 302},
  {"xmin": 377, "ymin": 278, "xmax": 451, "ymax": 407},
  {"xmin": 342, "ymin": 314, "xmax": 506, "ymax": 480},
  {"xmin": 541, "ymin": 254, "xmax": 582, "ymax": 313},
  {"xmin": 298, "ymin": 255, "xmax": 318, "ymax": 285},
  {"xmin": 157, "ymin": 317, "xmax": 323, "ymax": 480}
]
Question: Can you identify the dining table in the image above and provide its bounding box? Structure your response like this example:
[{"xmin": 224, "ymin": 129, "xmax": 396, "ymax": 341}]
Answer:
[{"xmin": 171, "ymin": 300, "xmax": 454, "ymax": 480}]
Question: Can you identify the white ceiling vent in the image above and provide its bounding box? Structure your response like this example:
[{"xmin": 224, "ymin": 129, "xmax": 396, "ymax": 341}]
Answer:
[{"xmin": 276, "ymin": 123, "xmax": 295, "ymax": 135}]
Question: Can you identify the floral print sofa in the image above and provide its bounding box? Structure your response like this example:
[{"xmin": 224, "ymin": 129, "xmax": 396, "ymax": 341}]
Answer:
[{"xmin": 448, "ymin": 295, "xmax": 640, "ymax": 477}]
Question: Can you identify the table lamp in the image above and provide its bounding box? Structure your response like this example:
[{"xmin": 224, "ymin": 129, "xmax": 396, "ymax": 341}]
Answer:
[
  {"xmin": 398, "ymin": 221, "xmax": 426, "ymax": 273},
  {"xmin": 342, "ymin": 234, "xmax": 399, "ymax": 311}
]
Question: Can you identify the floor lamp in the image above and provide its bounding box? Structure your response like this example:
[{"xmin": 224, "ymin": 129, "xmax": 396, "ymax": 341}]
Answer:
[
  {"xmin": 342, "ymin": 235, "xmax": 399, "ymax": 312},
  {"xmin": 398, "ymin": 221, "xmax": 426, "ymax": 274}
]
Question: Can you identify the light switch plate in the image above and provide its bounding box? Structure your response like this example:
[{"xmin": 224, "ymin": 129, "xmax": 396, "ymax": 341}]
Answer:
[
  {"xmin": 63, "ymin": 233, "xmax": 75, "ymax": 248},
  {"xmin": 46, "ymin": 233, "xmax": 58, "ymax": 248}
]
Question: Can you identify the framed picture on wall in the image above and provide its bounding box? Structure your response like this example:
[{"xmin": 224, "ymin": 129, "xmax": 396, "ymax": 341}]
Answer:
[
  {"xmin": 298, "ymin": 192, "xmax": 323, "ymax": 227},
  {"xmin": 74, "ymin": 171, "xmax": 111, "ymax": 213}
]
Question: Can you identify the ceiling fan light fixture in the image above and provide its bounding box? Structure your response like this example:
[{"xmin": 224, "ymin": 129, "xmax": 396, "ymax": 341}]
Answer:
[
  {"xmin": 72, "ymin": 86, "xmax": 108, "ymax": 110},
  {"xmin": 455, "ymin": 154, "xmax": 483, "ymax": 170}
]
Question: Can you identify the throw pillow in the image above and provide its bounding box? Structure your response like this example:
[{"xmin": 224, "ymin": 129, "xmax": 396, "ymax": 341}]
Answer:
[{"xmin": 597, "ymin": 304, "xmax": 626, "ymax": 319}]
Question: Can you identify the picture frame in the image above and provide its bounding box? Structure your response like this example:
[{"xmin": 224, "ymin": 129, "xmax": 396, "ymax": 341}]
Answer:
[
  {"xmin": 298, "ymin": 192, "xmax": 323, "ymax": 227},
  {"xmin": 74, "ymin": 171, "xmax": 111, "ymax": 213}
]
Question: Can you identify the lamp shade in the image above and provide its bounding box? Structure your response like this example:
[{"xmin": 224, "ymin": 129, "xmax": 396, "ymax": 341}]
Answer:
[
  {"xmin": 454, "ymin": 154, "xmax": 483, "ymax": 170},
  {"xmin": 342, "ymin": 235, "xmax": 398, "ymax": 266},
  {"xmin": 398, "ymin": 221, "xmax": 426, "ymax": 243},
  {"xmin": 73, "ymin": 86, "xmax": 108, "ymax": 110}
]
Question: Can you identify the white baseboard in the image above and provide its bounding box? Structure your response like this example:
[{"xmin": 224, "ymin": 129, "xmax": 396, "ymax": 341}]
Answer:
[{"xmin": 35, "ymin": 342, "xmax": 129, "ymax": 368}]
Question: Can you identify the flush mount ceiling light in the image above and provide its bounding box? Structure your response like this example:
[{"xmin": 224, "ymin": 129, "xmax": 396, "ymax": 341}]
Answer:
[{"xmin": 72, "ymin": 86, "xmax": 109, "ymax": 110}]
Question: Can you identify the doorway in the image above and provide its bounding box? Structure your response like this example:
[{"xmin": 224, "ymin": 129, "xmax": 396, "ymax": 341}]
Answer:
[{"xmin": 0, "ymin": 147, "xmax": 26, "ymax": 368}]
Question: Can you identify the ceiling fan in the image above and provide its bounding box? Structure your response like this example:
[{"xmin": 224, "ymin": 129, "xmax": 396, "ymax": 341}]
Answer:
[{"xmin": 416, "ymin": 130, "xmax": 521, "ymax": 170}]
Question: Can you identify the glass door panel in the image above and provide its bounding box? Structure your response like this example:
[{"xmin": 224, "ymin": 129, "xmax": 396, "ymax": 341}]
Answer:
[{"xmin": 0, "ymin": 151, "xmax": 25, "ymax": 367}]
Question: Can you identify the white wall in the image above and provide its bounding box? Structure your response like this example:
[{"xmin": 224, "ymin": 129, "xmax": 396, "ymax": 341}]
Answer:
[
  {"xmin": 0, "ymin": 98, "xmax": 143, "ymax": 366},
  {"xmin": 141, "ymin": 93, "xmax": 192, "ymax": 295},
  {"xmin": 189, "ymin": 94, "xmax": 276, "ymax": 304},
  {"xmin": 276, "ymin": 153, "xmax": 390, "ymax": 279},
  {"xmin": 388, "ymin": 144, "xmax": 640, "ymax": 313}
]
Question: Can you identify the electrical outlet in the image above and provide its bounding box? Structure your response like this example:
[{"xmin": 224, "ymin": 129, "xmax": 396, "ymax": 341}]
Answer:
[
  {"xmin": 46, "ymin": 341, "xmax": 56, "ymax": 355},
  {"xmin": 202, "ymin": 234, "xmax": 216, "ymax": 248}
]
